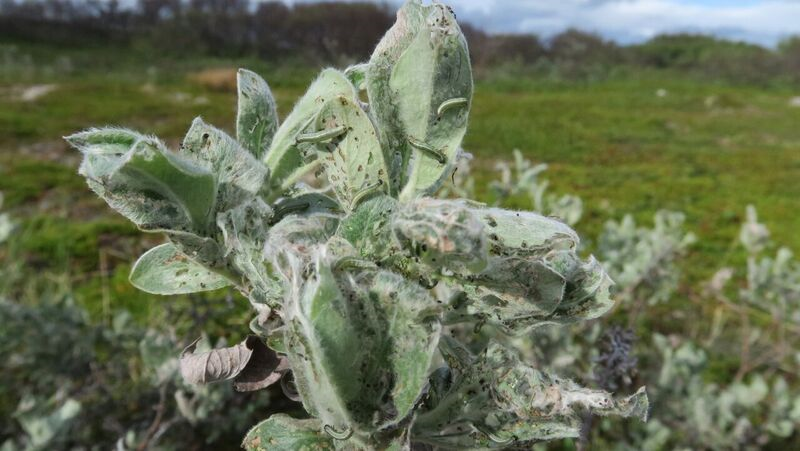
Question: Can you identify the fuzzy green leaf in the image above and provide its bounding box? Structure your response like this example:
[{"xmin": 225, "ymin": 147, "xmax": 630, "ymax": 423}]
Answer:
[
  {"xmin": 344, "ymin": 63, "xmax": 369, "ymax": 90},
  {"xmin": 392, "ymin": 197, "xmax": 487, "ymax": 274},
  {"xmin": 367, "ymin": 1, "xmax": 473, "ymax": 199},
  {"xmin": 465, "ymin": 257, "xmax": 567, "ymax": 316},
  {"xmin": 414, "ymin": 339, "xmax": 647, "ymax": 449},
  {"xmin": 312, "ymin": 95, "xmax": 388, "ymax": 211},
  {"xmin": 338, "ymin": 195, "xmax": 398, "ymax": 259},
  {"xmin": 67, "ymin": 128, "xmax": 217, "ymax": 234},
  {"xmin": 285, "ymin": 258, "xmax": 354, "ymax": 427},
  {"xmin": 264, "ymin": 69, "xmax": 356, "ymax": 189},
  {"xmin": 285, "ymin": 253, "xmax": 441, "ymax": 435},
  {"xmin": 217, "ymin": 199, "xmax": 283, "ymax": 307},
  {"xmin": 242, "ymin": 414, "xmax": 333, "ymax": 451},
  {"xmin": 271, "ymin": 193, "xmax": 342, "ymax": 226},
  {"xmin": 366, "ymin": 0, "xmax": 428, "ymax": 196},
  {"xmin": 181, "ymin": 118, "xmax": 269, "ymax": 212},
  {"xmin": 371, "ymin": 271, "xmax": 442, "ymax": 421},
  {"xmin": 409, "ymin": 205, "xmax": 614, "ymax": 333},
  {"xmin": 478, "ymin": 206, "xmax": 580, "ymax": 251},
  {"xmin": 65, "ymin": 127, "xmax": 140, "ymax": 157},
  {"xmin": 455, "ymin": 252, "xmax": 613, "ymax": 334},
  {"xmin": 392, "ymin": 6, "xmax": 472, "ymax": 200},
  {"xmin": 130, "ymin": 243, "xmax": 231, "ymax": 295},
  {"xmin": 237, "ymin": 68, "xmax": 279, "ymax": 159},
  {"xmin": 542, "ymin": 253, "xmax": 615, "ymax": 323},
  {"xmin": 165, "ymin": 230, "xmax": 227, "ymax": 271}
]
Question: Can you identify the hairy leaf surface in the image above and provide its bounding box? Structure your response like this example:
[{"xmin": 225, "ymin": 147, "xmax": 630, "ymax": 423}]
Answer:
[
  {"xmin": 237, "ymin": 68, "xmax": 279, "ymax": 159},
  {"xmin": 67, "ymin": 128, "xmax": 217, "ymax": 233},
  {"xmin": 181, "ymin": 118, "xmax": 269, "ymax": 212},
  {"xmin": 130, "ymin": 243, "xmax": 231, "ymax": 295},
  {"xmin": 243, "ymin": 414, "xmax": 333, "ymax": 451},
  {"xmin": 264, "ymin": 69, "xmax": 356, "ymax": 188},
  {"xmin": 312, "ymin": 95, "xmax": 388, "ymax": 211},
  {"xmin": 367, "ymin": 0, "xmax": 472, "ymax": 199},
  {"xmin": 414, "ymin": 338, "xmax": 647, "ymax": 448},
  {"xmin": 285, "ymin": 251, "xmax": 442, "ymax": 434}
]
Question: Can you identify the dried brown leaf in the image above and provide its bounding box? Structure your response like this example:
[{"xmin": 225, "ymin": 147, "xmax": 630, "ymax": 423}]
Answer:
[
  {"xmin": 233, "ymin": 338, "xmax": 290, "ymax": 392},
  {"xmin": 180, "ymin": 336, "xmax": 287, "ymax": 391}
]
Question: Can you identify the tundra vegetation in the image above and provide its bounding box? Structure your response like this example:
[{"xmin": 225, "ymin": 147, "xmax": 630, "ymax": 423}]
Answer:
[
  {"xmin": 1, "ymin": 1, "xmax": 800, "ymax": 450},
  {"xmin": 447, "ymin": 154, "xmax": 800, "ymax": 450}
]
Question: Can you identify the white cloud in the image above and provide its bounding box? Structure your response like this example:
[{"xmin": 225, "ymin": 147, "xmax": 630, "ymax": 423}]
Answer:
[
  {"xmin": 280, "ymin": 0, "xmax": 800, "ymax": 46},
  {"xmin": 444, "ymin": 0, "xmax": 800, "ymax": 46}
]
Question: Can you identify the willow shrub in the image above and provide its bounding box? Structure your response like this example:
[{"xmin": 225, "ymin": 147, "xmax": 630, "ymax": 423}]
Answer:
[{"xmin": 66, "ymin": 1, "xmax": 647, "ymax": 449}]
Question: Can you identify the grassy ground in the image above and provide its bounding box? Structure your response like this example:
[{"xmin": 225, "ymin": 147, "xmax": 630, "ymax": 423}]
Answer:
[
  {"xmin": 468, "ymin": 71, "xmax": 800, "ymax": 283},
  {"xmin": 2, "ymin": 43, "xmax": 800, "ymax": 330}
]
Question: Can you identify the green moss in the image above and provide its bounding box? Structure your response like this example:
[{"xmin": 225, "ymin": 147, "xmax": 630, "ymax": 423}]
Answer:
[
  {"xmin": 17, "ymin": 215, "xmax": 137, "ymax": 269},
  {"xmin": 465, "ymin": 73, "xmax": 800, "ymax": 287},
  {"xmin": 0, "ymin": 158, "xmax": 85, "ymax": 208}
]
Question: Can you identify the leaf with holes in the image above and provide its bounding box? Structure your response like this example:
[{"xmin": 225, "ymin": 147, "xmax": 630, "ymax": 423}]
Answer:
[
  {"xmin": 367, "ymin": 1, "xmax": 473, "ymax": 199},
  {"xmin": 243, "ymin": 414, "xmax": 333, "ymax": 451},
  {"xmin": 66, "ymin": 128, "xmax": 218, "ymax": 234},
  {"xmin": 264, "ymin": 69, "xmax": 357, "ymax": 189},
  {"xmin": 237, "ymin": 69, "xmax": 279, "ymax": 159},
  {"xmin": 311, "ymin": 95, "xmax": 388, "ymax": 211},
  {"xmin": 181, "ymin": 118, "xmax": 269, "ymax": 212},
  {"xmin": 413, "ymin": 339, "xmax": 647, "ymax": 448},
  {"xmin": 285, "ymin": 251, "xmax": 442, "ymax": 436},
  {"xmin": 130, "ymin": 243, "xmax": 231, "ymax": 295}
]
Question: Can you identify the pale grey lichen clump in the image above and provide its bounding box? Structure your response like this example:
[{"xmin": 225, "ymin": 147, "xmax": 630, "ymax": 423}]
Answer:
[
  {"xmin": 0, "ymin": 192, "xmax": 13, "ymax": 244},
  {"xmin": 66, "ymin": 1, "xmax": 647, "ymax": 449}
]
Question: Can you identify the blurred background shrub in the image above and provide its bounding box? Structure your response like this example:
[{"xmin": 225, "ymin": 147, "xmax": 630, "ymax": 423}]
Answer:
[{"xmin": 3, "ymin": 0, "xmax": 800, "ymax": 84}]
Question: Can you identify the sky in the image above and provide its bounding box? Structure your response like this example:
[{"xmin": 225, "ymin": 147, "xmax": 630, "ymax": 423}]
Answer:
[{"xmin": 281, "ymin": 0, "xmax": 800, "ymax": 47}]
